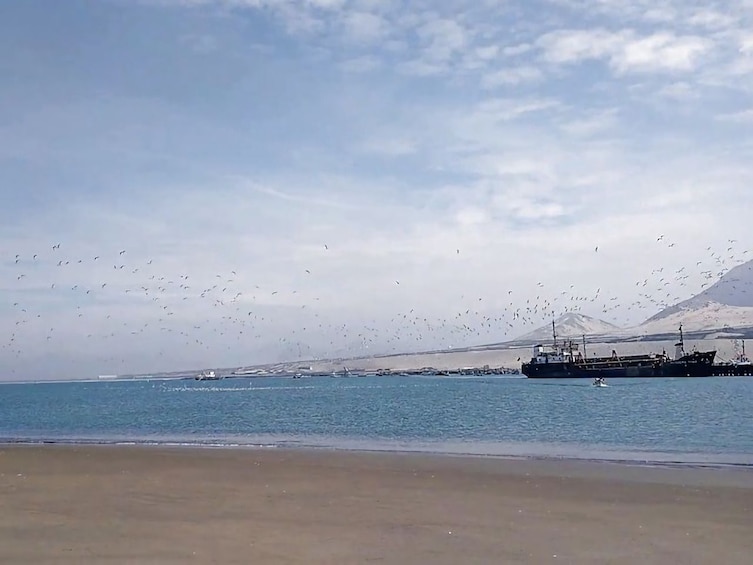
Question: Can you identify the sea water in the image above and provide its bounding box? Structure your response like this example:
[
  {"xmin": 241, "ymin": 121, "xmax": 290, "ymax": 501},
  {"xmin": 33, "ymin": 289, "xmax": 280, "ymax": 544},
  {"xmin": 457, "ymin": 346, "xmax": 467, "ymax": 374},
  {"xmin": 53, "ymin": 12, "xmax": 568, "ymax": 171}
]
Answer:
[{"xmin": 1, "ymin": 375, "xmax": 752, "ymax": 468}]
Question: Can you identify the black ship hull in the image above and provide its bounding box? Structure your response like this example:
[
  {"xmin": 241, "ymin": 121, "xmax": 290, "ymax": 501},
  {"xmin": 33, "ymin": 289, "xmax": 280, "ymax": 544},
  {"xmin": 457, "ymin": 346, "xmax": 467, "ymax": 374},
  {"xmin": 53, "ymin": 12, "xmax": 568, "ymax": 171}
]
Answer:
[
  {"xmin": 522, "ymin": 351, "xmax": 716, "ymax": 378},
  {"xmin": 710, "ymin": 363, "xmax": 753, "ymax": 376}
]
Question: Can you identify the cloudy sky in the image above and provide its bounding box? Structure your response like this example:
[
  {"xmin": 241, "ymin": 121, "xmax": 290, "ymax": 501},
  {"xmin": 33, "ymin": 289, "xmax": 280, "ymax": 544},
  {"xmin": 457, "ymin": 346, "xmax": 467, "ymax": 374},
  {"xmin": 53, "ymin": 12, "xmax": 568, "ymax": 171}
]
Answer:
[{"xmin": 2, "ymin": 0, "xmax": 752, "ymax": 379}]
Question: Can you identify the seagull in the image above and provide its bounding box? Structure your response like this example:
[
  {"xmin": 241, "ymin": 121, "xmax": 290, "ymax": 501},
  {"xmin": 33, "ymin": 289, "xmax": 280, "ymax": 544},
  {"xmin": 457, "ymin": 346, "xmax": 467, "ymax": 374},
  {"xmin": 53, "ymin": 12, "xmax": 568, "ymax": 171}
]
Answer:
[
  {"xmin": 324, "ymin": 244, "xmax": 328, "ymax": 250},
  {"xmin": 119, "ymin": 250, "xmax": 126, "ymax": 255}
]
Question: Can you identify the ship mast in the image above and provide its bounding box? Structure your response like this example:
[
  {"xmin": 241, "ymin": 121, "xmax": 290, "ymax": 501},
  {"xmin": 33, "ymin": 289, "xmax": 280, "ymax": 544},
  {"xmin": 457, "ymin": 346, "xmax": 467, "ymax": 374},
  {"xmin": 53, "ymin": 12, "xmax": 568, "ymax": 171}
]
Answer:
[
  {"xmin": 582, "ymin": 334, "xmax": 587, "ymax": 360},
  {"xmin": 552, "ymin": 320, "xmax": 557, "ymax": 348},
  {"xmin": 675, "ymin": 324, "xmax": 685, "ymax": 360}
]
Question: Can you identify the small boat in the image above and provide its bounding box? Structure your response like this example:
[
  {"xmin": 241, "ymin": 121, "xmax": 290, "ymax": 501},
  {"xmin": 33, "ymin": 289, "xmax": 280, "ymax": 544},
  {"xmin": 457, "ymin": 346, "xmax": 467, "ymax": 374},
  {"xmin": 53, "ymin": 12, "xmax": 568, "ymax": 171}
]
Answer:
[
  {"xmin": 195, "ymin": 370, "xmax": 221, "ymax": 381},
  {"xmin": 592, "ymin": 377, "xmax": 608, "ymax": 387}
]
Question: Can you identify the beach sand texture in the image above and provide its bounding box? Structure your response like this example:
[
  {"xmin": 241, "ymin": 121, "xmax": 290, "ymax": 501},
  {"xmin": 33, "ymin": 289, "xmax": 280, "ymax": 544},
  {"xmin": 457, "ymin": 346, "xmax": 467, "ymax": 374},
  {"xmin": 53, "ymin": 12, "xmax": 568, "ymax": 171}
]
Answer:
[{"xmin": 1, "ymin": 446, "xmax": 751, "ymax": 564}]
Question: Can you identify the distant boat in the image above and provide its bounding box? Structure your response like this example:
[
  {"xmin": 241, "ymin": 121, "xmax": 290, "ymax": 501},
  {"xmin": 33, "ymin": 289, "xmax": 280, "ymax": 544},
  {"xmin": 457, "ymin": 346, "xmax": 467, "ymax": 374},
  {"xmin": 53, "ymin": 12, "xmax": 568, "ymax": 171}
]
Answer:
[{"xmin": 195, "ymin": 370, "xmax": 221, "ymax": 381}]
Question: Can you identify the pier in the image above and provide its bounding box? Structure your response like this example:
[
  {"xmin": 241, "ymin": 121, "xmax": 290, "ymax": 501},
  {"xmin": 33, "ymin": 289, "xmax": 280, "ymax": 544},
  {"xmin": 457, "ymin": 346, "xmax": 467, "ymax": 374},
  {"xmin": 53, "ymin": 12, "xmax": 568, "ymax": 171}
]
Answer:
[{"xmin": 711, "ymin": 364, "xmax": 753, "ymax": 376}]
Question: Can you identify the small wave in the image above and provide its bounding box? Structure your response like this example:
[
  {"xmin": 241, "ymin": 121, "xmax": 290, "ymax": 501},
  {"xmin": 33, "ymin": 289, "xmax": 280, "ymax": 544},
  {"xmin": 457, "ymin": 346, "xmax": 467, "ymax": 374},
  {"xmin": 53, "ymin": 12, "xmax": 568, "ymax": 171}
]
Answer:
[
  {"xmin": 2, "ymin": 435, "xmax": 752, "ymax": 471},
  {"xmin": 164, "ymin": 385, "xmax": 319, "ymax": 392}
]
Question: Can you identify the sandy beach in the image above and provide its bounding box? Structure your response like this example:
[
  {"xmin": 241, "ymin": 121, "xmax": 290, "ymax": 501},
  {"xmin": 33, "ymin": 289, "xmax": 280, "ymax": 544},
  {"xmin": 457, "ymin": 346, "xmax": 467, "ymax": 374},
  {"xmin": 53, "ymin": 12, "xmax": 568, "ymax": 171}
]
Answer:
[{"xmin": 1, "ymin": 446, "xmax": 751, "ymax": 564}]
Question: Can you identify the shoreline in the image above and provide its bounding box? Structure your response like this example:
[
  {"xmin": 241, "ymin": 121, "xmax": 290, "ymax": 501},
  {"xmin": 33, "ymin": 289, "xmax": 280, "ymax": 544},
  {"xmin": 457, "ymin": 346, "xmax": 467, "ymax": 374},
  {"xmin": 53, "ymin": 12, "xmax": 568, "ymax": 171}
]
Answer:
[
  {"xmin": 2, "ymin": 436, "xmax": 753, "ymax": 472},
  {"xmin": 3, "ymin": 442, "xmax": 753, "ymax": 485},
  {"xmin": 2, "ymin": 445, "xmax": 752, "ymax": 564}
]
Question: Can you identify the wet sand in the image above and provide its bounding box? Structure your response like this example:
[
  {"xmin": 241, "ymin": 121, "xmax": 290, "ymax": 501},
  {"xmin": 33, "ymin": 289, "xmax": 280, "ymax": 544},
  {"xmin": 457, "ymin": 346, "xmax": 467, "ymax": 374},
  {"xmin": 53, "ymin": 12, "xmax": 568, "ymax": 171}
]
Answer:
[{"xmin": 1, "ymin": 446, "xmax": 751, "ymax": 564}]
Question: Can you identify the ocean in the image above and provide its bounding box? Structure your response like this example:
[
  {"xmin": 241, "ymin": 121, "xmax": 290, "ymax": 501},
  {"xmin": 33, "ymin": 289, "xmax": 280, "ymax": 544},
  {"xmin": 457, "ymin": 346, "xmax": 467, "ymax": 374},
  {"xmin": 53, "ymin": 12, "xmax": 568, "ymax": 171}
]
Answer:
[{"xmin": 2, "ymin": 375, "xmax": 752, "ymax": 468}]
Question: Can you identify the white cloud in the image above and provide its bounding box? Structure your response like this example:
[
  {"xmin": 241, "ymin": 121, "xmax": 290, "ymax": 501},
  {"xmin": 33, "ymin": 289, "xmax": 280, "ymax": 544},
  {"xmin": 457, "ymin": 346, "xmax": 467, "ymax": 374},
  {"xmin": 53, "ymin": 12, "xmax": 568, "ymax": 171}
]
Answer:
[
  {"xmin": 481, "ymin": 65, "xmax": 543, "ymax": 88},
  {"xmin": 538, "ymin": 28, "xmax": 628, "ymax": 64},
  {"xmin": 657, "ymin": 81, "xmax": 699, "ymax": 100},
  {"xmin": 341, "ymin": 11, "xmax": 386, "ymax": 43},
  {"xmin": 502, "ymin": 43, "xmax": 533, "ymax": 57},
  {"xmin": 716, "ymin": 108, "xmax": 753, "ymax": 122},
  {"xmin": 538, "ymin": 29, "xmax": 712, "ymax": 74},
  {"xmin": 339, "ymin": 55, "xmax": 382, "ymax": 73},
  {"xmin": 687, "ymin": 9, "xmax": 736, "ymax": 29},
  {"xmin": 740, "ymin": 35, "xmax": 753, "ymax": 54},
  {"xmin": 416, "ymin": 18, "xmax": 468, "ymax": 62},
  {"xmin": 613, "ymin": 33, "xmax": 711, "ymax": 73},
  {"xmin": 358, "ymin": 136, "xmax": 418, "ymax": 156},
  {"xmin": 475, "ymin": 45, "xmax": 500, "ymax": 60}
]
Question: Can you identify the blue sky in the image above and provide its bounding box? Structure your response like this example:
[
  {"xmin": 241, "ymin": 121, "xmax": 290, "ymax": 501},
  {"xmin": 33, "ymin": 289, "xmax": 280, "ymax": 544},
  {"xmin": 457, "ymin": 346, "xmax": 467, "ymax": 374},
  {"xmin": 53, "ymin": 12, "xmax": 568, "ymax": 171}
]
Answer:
[{"xmin": 2, "ymin": 0, "xmax": 752, "ymax": 379}]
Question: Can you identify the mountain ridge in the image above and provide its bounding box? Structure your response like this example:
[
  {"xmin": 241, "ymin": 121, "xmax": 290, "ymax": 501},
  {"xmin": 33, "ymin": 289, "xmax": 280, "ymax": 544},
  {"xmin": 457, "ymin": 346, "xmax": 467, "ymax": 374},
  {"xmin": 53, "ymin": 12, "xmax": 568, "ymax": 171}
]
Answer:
[{"xmin": 506, "ymin": 258, "xmax": 753, "ymax": 345}]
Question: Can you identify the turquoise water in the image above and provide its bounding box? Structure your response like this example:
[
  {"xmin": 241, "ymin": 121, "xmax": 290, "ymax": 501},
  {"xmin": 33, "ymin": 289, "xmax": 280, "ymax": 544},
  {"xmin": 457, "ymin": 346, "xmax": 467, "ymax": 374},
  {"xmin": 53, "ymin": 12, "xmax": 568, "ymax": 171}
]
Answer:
[{"xmin": 1, "ymin": 375, "xmax": 752, "ymax": 467}]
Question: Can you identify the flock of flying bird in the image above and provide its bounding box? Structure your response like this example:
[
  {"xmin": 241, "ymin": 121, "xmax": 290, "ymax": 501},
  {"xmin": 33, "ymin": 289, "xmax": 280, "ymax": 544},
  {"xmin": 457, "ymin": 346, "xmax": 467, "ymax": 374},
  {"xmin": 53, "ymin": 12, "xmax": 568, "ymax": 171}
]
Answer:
[{"xmin": 2, "ymin": 236, "xmax": 750, "ymax": 376}]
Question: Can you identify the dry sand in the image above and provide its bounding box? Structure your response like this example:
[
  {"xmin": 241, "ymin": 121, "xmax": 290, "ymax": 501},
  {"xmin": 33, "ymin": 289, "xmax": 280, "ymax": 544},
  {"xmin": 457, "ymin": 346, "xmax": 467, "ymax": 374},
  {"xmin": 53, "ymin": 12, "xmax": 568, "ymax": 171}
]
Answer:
[{"xmin": 1, "ymin": 446, "xmax": 752, "ymax": 564}]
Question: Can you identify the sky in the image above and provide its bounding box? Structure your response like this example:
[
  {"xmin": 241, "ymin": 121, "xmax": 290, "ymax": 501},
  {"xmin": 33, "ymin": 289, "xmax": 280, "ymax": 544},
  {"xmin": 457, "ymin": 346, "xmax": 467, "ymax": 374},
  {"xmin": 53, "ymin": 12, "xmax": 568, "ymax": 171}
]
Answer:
[{"xmin": 2, "ymin": 0, "xmax": 753, "ymax": 380}]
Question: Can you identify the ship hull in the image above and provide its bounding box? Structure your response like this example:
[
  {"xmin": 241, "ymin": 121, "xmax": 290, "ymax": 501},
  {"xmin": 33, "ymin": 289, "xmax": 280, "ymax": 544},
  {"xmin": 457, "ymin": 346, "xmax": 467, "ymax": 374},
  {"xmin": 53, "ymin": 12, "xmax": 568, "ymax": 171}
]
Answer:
[{"xmin": 522, "ymin": 351, "xmax": 716, "ymax": 378}]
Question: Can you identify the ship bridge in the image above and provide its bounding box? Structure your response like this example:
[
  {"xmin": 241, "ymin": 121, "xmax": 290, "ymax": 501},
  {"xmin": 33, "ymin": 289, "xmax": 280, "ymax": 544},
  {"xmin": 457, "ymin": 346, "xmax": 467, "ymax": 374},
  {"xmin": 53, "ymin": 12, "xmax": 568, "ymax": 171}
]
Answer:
[{"xmin": 531, "ymin": 342, "xmax": 582, "ymax": 364}]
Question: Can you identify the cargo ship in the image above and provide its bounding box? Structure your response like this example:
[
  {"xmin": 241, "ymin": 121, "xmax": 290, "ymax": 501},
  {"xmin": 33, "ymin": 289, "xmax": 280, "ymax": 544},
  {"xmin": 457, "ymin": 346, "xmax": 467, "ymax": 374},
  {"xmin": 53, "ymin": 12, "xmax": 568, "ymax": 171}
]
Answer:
[{"xmin": 521, "ymin": 324, "xmax": 716, "ymax": 378}]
